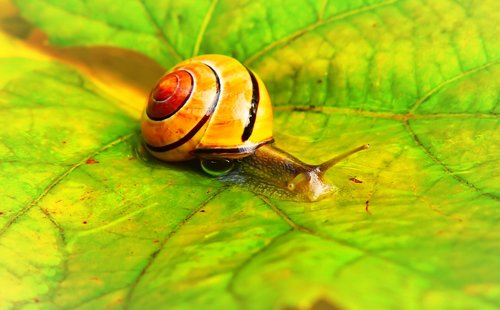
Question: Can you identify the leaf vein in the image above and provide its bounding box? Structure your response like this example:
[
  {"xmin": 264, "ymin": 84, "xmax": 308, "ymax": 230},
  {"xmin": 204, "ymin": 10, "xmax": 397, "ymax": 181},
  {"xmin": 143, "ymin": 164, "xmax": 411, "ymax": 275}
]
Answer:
[
  {"xmin": 409, "ymin": 60, "xmax": 500, "ymax": 113},
  {"xmin": 136, "ymin": 0, "xmax": 183, "ymax": 62},
  {"xmin": 259, "ymin": 196, "xmax": 498, "ymax": 307},
  {"xmin": 243, "ymin": 0, "xmax": 398, "ymax": 66},
  {"xmin": 0, "ymin": 133, "xmax": 135, "ymax": 238},
  {"xmin": 226, "ymin": 230, "xmax": 292, "ymax": 303},
  {"xmin": 274, "ymin": 106, "xmax": 500, "ymax": 120},
  {"xmin": 318, "ymin": 0, "xmax": 328, "ymax": 20},
  {"xmin": 403, "ymin": 120, "xmax": 499, "ymax": 200},
  {"xmin": 192, "ymin": 0, "xmax": 219, "ymax": 57},
  {"xmin": 123, "ymin": 186, "xmax": 227, "ymax": 308}
]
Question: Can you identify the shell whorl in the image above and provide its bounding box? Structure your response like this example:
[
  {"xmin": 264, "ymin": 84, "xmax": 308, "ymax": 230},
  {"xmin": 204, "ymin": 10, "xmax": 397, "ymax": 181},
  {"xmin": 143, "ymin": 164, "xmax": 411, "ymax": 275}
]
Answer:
[
  {"xmin": 146, "ymin": 70, "xmax": 194, "ymax": 121},
  {"xmin": 141, "ymin": 55, "xmax": 273, "ymax": 162}
]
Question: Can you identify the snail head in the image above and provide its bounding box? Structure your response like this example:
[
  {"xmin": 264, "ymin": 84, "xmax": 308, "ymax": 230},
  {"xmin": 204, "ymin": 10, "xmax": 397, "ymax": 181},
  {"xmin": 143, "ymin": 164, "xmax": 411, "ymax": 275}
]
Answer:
[
  {"xmin": 211, "ymin": 143, "xmax": 369, "ymax": 202},
  {"xmin": 286, "ymin": 144, "xmax": 369, "ymax": 201},
  {"xmin": 286, "ymin": 169, "xmax": 337, "ymax": 202}
]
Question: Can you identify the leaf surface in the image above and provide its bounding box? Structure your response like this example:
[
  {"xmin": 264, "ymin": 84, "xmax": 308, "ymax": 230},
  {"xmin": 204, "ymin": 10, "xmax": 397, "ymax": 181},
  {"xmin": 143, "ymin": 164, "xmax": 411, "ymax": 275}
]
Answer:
[{"xmin": 2, "ymin": 0, "xmax": 500, "ymax": 309}]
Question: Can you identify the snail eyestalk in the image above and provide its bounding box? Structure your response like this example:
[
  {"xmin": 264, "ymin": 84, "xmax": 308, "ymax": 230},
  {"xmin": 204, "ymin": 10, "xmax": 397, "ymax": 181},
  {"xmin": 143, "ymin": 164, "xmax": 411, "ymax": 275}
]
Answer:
[
  {"xmin": 317, "ymin": 144, "xmax": 370, "ymax": 175},
  {"xmin": 287, "ymin": 173, "xmax": 307, "ymax": 191}
]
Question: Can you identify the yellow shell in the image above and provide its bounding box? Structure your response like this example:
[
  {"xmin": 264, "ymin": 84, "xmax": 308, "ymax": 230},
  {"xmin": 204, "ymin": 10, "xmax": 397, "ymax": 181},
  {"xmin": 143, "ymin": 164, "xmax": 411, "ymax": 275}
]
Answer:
[{"xmin": 141, "ymin": 55, "xmax": 273, "ymax": 161}]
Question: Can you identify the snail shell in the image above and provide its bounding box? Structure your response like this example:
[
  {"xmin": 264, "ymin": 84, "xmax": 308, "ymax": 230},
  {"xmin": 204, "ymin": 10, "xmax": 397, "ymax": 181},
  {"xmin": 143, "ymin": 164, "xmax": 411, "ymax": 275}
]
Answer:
[{"xmin": 141, "ymin": 54, "xmax": 273, "ymax": 161}]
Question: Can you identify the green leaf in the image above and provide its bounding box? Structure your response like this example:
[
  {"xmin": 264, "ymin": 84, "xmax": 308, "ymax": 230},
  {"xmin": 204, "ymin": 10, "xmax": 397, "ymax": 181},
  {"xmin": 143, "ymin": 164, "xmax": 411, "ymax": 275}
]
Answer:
[{"xmin": 3, "ymin": 0, "xmax": 500, "ymax": 309}]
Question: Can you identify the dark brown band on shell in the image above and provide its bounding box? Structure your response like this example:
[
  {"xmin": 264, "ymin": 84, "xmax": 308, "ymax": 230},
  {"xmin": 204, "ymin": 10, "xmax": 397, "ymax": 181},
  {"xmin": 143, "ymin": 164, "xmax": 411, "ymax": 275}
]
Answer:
[{"xmin": 241, "ymin": 68, "xmax": 260, "ymax": 142}]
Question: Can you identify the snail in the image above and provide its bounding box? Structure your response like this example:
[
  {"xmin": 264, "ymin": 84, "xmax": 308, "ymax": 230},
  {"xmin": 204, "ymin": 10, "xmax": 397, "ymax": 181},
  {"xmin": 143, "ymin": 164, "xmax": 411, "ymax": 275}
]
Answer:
[{"xmin": 141, "ymin": 54, "xmax": 368, "ymax": 202}]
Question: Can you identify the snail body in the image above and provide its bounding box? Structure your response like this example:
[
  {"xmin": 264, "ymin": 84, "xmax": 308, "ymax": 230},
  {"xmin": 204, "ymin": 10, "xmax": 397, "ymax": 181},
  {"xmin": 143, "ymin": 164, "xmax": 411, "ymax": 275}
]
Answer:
[{"xmin": 141, "ymin": 55, "xmax": 368, "ymax": 202}]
